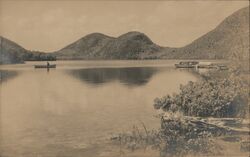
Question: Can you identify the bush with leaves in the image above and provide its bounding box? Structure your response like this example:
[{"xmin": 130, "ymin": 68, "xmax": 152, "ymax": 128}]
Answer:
[{"xmin": 154, "ymin": 73, "xmax": 249, "ymax": 118}]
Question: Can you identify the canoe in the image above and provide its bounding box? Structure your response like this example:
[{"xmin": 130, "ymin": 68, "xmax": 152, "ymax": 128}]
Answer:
[
  {"xmin": 34, "ymin": 64, "xmax": 56, "ymax": 68},
  {"xmin": 198, "ymin": 64, "xmax": 228, "ymax": 70}
]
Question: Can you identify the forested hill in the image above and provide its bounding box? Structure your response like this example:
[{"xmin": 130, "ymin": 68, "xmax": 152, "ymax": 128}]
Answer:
[
  {"xmin": 54, "ymin": 32, "xmax": 162, "ymax": 60},
  {"xmin": 1, "ymin": 6, "xmax": 249, "ymax": 63},
  {"xmin": 159, "ymin": 6, "xmax": 249, "ymax": 60},
  {"xmin": 0, "ymin": 36, "xmax": 56, "ymax": 64}
]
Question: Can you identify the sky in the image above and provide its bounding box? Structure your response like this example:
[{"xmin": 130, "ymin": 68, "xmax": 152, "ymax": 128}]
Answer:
[{"xmin": 0, "ymin": 0, "xmax": 249, "ymax": 52}]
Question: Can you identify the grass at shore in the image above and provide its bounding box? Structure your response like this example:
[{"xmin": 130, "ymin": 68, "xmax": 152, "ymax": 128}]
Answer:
[{"xmin": 111, "ymin": 114, "xmax": 249, "ymax": 157}]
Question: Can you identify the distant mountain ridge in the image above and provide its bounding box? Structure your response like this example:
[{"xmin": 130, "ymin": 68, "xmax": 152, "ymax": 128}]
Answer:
[
  {"xmin": 54, "ymin": 31, "xmax": 162, "ymax": 59},
  {"xmin": 0, "ymin": 36, "xmax": 27, "ymax": 64},
  {"xmin": 159, "ymin": 6, "xmax": 249, "ymax": 60},
  {"xmin": 54, "ymin": 6, "xmax": 249, "ymax": 60},
  {"xmin": 0, "ymin": 6, "xmax": 249, "ymax": 64},
  {"xmin": 0, "ymin": 36, "xmax": 56, "ymax": 64}
]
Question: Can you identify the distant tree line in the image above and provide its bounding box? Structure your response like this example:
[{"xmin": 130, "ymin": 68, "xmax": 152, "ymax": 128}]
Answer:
[{"xmin": 23, "ymin": 51, "xmax": 56, "ymax": 61}]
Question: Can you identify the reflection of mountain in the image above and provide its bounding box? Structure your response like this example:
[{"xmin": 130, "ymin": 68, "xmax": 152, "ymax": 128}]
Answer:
[
  {"xmin": 69, "ymin": 67, "xmax": 158, "ymax": 86},
  {"xmin": 0, "ymin": 70, "xmax": 18, "ymax": 83}
]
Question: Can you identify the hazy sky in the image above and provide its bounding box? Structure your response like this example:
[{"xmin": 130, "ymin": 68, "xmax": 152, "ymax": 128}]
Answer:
[{"xmin": 0, "ymin": 0, "xmax": 249, "ymax": 52}]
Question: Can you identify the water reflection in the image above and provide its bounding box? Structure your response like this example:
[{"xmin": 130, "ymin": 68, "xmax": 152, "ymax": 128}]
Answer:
[
  {"xmin": 68, "ymin": 67, "xmax": 159, "ymax": 86},
  {"xmin": 0, "ymin": 70, "xmax": 18, "ymax": 83},
  {"xmin": 0, "ymin": 61, "xmax": 200, "ymax": 157}
]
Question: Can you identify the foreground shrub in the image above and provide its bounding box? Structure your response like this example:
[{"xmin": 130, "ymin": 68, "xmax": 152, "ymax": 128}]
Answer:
[{"xmin": 154, "ymin": 74, "xmax": 249, "ymax": 118}]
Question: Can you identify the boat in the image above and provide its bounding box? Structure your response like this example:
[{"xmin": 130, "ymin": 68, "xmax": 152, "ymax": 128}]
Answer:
[
  {"xmin": 215, "ymin": 64, "xmax": 228, "ymax": 70},
  {"xmin": 34, "ymin": 64, "xmax": 56, "ymax": 68},
  {"xmin": 198, "ymin": 63, "xmax": 228, "ymax": 70},
  {"xmin": 197, "ymin": 64, "xmax": 216, "ymax": 69},
  {"xmin": 175, "ymin": 61, "xmax": 199, "ymax": 68}
]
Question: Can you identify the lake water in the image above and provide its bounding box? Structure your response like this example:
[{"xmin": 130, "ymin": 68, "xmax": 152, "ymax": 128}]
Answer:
[{"xmin": 0, "ymin": 60, "xmax": 199, "ymax": 157}]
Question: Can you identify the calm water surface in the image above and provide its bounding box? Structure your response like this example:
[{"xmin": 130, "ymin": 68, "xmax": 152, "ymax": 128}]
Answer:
[{"xmin": 0, "ymin": 60, "xmax": 199, "ymax": 157}]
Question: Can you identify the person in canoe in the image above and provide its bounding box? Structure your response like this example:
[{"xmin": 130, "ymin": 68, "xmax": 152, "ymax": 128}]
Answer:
[{"xmin": 34, "ymin": 62, "xmax": 56, "ymax": 68}]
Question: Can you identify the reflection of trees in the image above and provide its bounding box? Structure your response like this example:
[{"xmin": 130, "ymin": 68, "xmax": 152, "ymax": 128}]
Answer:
[
  {"xmin": 0, "ymin": 70, "xmax": 18, "ymax": 83},
  {"xmin": 68, "ymin": 67, "xmax": 158, "ymax": 86}
]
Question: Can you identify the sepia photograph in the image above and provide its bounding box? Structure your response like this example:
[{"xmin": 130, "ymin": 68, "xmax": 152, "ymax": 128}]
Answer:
[{"xmin": 0, "ymin": 0, "xmax": 249, "ymax": 157}]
